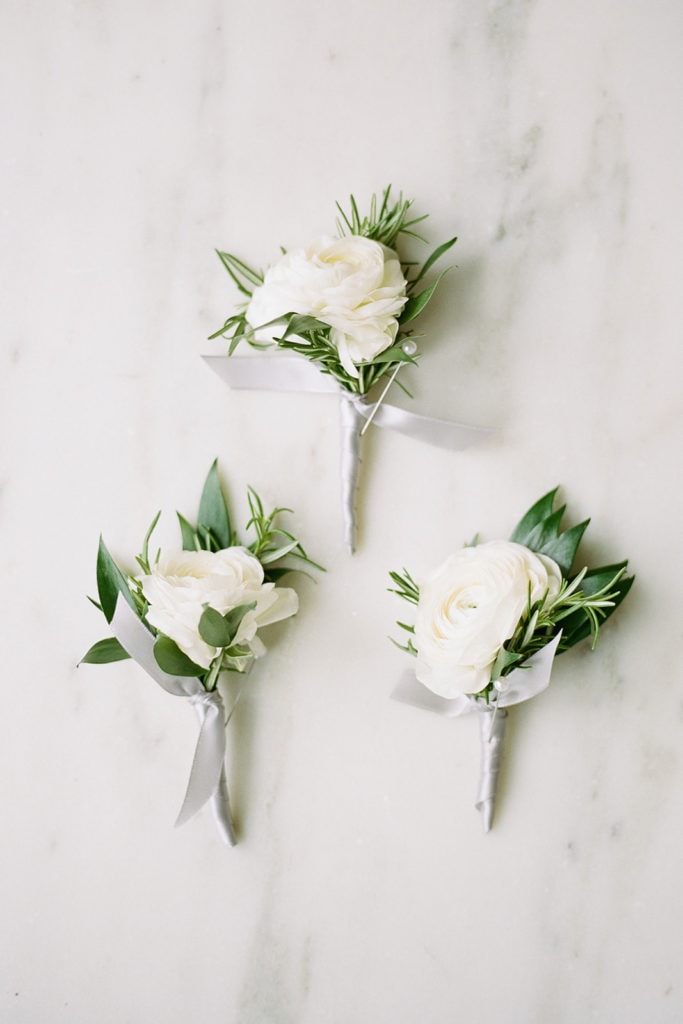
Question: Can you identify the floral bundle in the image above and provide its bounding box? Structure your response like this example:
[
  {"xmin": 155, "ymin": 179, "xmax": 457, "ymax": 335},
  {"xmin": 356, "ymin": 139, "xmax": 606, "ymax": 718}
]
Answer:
[
  {"xmin": 81, "ymin": 461, "xmax": 319, "ymax": 845},
  {"xmin": 211, "ymin": 185, "xmax": 454, "ymax": 394},
  {"xmin": 390, "ymin": 488, "xmax": 634, "ymax": 831},
  {"xmin": 206, "ymin": 187, "xmax": 489, "ymax": 551}
]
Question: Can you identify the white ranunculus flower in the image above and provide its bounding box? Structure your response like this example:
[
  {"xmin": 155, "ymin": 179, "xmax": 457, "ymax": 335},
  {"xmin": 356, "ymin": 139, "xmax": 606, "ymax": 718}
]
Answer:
[
  {"xmin": 246, "ymin": 235, "xmax": 407, "ymax": 377},
  {"xmin": 414, "ymin": 541, "xmax": 563, "ymax": 698},
  {"xmin": 138, "ymin": 547, "xmax": 298, "ymax": 670}
]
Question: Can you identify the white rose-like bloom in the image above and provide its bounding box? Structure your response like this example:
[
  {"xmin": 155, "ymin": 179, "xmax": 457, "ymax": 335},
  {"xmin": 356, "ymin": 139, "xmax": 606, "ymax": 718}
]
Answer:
[
  {"xmin": 414, "ymin": 541, "xmax": 563, "ymax": 698},
  {"xmin": 138, "ymin": 547, "xmax": 298, "ymax": 670},
  {"xmin": 246, "ymin": 235, "xmax": 408, "ymax": 378}
]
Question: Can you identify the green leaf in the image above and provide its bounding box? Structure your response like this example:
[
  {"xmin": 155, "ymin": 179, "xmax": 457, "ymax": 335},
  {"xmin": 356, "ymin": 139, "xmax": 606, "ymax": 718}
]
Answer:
[
  {"xmin": 198, "ymin": 601, "xmax": 256, "ymax": 650},
  {"xmin": 220, "ymin": 602, "xmax": 256, "ymax": 644},
  {"xmin": 523, "ymin": 506, "xmax": 566, "ymax": 554},
  {"xmin": 198, "ymin": 606, "xmax": 234, "ymax": 648},
  {"xmin": 177, "ymin": 513, "xmax": 199, "ymax": 552},
  {"xmin": 280, "ymin": 313, "xmax": 329, "ymax": 339},
  {"xmin": 261, "ymin": 567, "xmax": 293, "ymax": 583},
  {"xmin": 509, "ymin": 488, "xmax": 559, "ymax": 545},
  {"xmin": 215, "ymin": 249, "xmax": 262, "ymax": 294},
  {"xmin": 538, "ymin": 519, "xmax": 590, "ymax": 577},
  {"xmin": 259, "ymin": 539, "xmax": 301, "ymax": 564},
  {"xmin": 400, "ymin": 270, "xmax": 449, "ymax": 326},
  {"xmin": 490, "ymin": 646, "xmax": 524, "ymax": 680},
  {"xmin": 80, "ymin": 637, "xmax": 131, "ymax": 665},
  {"xmin": 409, "ymin": 236, "xmax": 457, "ymax": 291},
  {"xmin": 153, "ymin": 636, "xmax": 204, "ymax": 677},
  {"xmin": 197, "ymin": 460, "xmax": 232, "ymax": 550},
  {"xmin": 96, "ymin": 537, "xmax": 136, "ymax": 624},
  {"xmin": 368, "ymin": 343, "xmax": 418, "ymax": 366}
]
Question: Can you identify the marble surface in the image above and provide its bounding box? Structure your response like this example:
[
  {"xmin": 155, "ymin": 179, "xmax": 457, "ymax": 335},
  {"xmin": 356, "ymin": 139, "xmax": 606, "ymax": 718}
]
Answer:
[{"xmin": 2, "ymin": 1, "xmax": 682, "ymax": 1021}]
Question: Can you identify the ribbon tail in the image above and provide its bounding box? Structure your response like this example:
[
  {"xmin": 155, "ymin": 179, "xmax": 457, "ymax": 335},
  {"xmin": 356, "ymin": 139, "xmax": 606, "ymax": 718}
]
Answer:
[
  {"xmin": 340, "ymin": 397, "xmax": 365, "ymax": 554},
  {"xmin": 175, "ymin": 699, "xmax": 228, "ymax": 833},
  {"xmin": 474, "ymin": 707, "xmax": 508, "ymax": 832},
  {"xmin": 371, "ymin": 402, "xmax": 496, "ymax": 451}
]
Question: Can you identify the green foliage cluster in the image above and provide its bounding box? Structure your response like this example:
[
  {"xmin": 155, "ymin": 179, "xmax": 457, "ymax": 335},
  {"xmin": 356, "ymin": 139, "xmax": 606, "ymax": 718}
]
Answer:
[
  {"xmin": 210, "ymin": 185, "xmax": 457, "ymax": 396},
  {"xmin": 390, "ymin": 489, "xmax": 634, "ymax": 696},
  {"xmin": 81, "ymin": 461, "xmax": 320, "ymax": 689}
]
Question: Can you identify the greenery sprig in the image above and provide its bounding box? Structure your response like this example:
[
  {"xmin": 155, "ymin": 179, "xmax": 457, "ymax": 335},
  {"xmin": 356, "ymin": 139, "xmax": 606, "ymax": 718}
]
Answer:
[{"xmin": 210, "ymin": 185, "xmax": 457, "ymax": 396}]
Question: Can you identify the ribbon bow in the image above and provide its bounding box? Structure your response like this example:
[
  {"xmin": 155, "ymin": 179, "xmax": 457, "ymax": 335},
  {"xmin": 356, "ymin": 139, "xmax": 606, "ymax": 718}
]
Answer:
[{"xmin": 111, "ymin": 599, "xmax": 237, "ymax": 845}]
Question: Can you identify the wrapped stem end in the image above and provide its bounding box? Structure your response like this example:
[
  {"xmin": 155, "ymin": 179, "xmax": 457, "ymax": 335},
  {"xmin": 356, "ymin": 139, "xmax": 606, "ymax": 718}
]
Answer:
[
  {"xmin": 213, "ymin": 768, "xmax": 238, "ymax": 847},
  {"xmin": 475, "ymin": 707, "xmax": 508, "ymax": 833},
  {"xmin": 340, "ymin": 397, "xmax": 365, "ymax": 554}
]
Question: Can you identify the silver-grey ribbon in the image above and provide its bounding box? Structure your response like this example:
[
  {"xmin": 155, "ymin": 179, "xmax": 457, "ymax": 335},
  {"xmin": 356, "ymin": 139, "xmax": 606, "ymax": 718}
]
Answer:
[
  {"xmin": 203, "ymin": 354, "xmax": 495, "ymax": 552},
  {"xmin": 110, "ymin": 599, "xmax": 237, "ymax": 846},
  {"xmin": 392, "ymin": 633, "xmax": 562, "ymax": 831},
  {"xmin": 475, "ymin": 707, "xmax": 507, "ymax": 832}
]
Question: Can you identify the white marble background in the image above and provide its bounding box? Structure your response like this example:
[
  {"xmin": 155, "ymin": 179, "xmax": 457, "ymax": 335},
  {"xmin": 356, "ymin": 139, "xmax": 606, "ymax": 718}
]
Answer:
[{"xmin": 2, "ymin": 1, "xmax": 682, "ymax": 1021}]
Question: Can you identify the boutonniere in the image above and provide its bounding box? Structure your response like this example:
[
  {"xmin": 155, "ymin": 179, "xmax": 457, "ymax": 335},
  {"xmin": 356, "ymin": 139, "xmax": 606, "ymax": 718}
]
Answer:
[
  {"xmin": 205, "ymin": 186, "xmax": 492, "ymax": 551},
  {"xmin": 390, "ymin": 488, "xmax": 634, "ymax": 831},
  {"xmin": 81, "ymin": 461, "xmax": 320, "ymax": 846}
]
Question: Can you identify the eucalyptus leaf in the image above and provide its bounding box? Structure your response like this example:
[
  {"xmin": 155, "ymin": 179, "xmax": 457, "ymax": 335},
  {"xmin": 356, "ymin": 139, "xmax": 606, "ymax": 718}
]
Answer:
[
  {"xmin": 197, "ymin": 460, "xmax": 232, "ymax": 550},
  {"xmin": 220, "ymin": 602, "xmax": 257, "ymax": 646},
  {"xmin": 80, "ymin": 637, "xmax": 131, "ymax": 665},
  {"xmin": 198, "ymin": 605, "xmax": 234, "ymax": 648},
  {"xmin": 153, "ymin": 636, "xmax": 204, "ymax": 677}
]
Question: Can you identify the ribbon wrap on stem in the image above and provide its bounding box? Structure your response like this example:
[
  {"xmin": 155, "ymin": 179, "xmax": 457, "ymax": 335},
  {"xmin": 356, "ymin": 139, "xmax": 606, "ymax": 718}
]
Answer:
[
  {"xmin": 111, "ymin": 599, "xmax": 237, "ymax": 845},
  {"xmin": 475, "ymin": 707, "xmax": 507, "ymax": 832},
  {"xmin": 204, "ymin": 355, "xmax": 494, "ymax": 552},
  {"xmin": 392, "ymin": 633, "xmax": 562, "ymax": 831}
]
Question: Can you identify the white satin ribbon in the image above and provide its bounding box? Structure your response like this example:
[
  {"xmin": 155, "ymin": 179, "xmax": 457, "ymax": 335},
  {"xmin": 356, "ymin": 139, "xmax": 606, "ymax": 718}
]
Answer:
[
  {"xmin": 203, "ymin": 355, "xmax": 495, "ymax": 552},
  {"xmin": 392, "ymin": 633, "xmax": 562, "ymax": 832},
  {"xmin": 110, "ymin": 599, "xmax": 237, "ymax": 845}
]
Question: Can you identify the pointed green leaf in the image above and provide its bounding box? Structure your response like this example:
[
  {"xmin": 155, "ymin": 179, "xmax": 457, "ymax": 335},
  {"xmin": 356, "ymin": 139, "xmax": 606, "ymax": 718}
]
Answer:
[
  {"xmin": 399, "ymin": 269, "xmax": 450, "ymax": 326},
  {"xmin": 368, "ymin": 344, "xmax": 418, "ymax": 366},
  {"xmin": 523, "ymin": 506, "xmax": 566, "ymax": 554},
  {"xmin": 410, "ymin": 236, "xmax": 457, "ymax": 291},
  {"xmin": 80, "ymin": 637, "xmax": 131, "ymax": 665},
  {"xmin": 215, "ymin": 249, "xmax": 262, "ymax": 294},
  {"xmin": 96, "ymin": 537, "xmax": 136, "ymax": 624},
  {"xmin": 177, "ymin": 513, "xmax": 199, "ymax": 552},
  {"xmin": 259, "ymin": 539, "xmax": 301, "ymax": 564},
  {"xmin": 510, "ymin": 488, "xmax": 559, "ymax": 545},
  {"xmin": 491, "ymin": 646, "xmax": 524, "ymax": 679},
  {"xmin": 197, "ymin": 460, "xmax": 232, "ymax": 550},
  {"xmin": 280, "ymin": 313, "xmax": 328, "ymax": 339},
  {"xmin": 538, "ymin": 519, "xmax": 590, "ymax": 576},
  {"xmin": 153, "ymin": 636, "xmax": 204, "ymax": 677}
]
